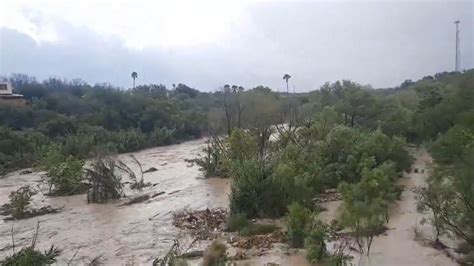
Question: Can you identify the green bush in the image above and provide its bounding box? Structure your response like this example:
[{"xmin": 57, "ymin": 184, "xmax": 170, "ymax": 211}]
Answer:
[
  {"xmin": 39, "ymin": 145, "xmax": 86, "ymax": 195},
  {"xmin": 226, "ymin": 213, "xmax": 250, "ymax": 232},
  {"xmin": 338, "ymin": 163, "xmax": 397, "ymax": 255},
  {"xmin": 229, "ymin": 159, "xmax": 285, "ymax": 218},
  {"xmin": 8, "ymin": 186, "xmax": 34, "ymax": 219},
  {"xmin": 85, "ymin": 156, "xmax": 125, "ymax": 203},
  {"xmin": 286, "ymin": 202, "xmax": 311, "ymax": 248},
  {"xmin": 305, "ymin": 219, "xmax": 328, "ymax": 264},
  {"xmin": 1, "ymin": 246, "xmax": 61, "ymax": 266},
  {"xmin": 195, "ymin": 137, "xmax": 228, "ymax": 178}
]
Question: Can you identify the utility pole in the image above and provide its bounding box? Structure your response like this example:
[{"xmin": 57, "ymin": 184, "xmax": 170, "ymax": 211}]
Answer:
[{"xmin": 455, "ymin": 20, "xmax": 461, "ymax": 72}]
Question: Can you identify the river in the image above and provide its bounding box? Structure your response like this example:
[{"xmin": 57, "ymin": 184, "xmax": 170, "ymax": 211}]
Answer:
[{"xmin": 0, "ymin": 139, "xmax": 230, "ymax": 264}]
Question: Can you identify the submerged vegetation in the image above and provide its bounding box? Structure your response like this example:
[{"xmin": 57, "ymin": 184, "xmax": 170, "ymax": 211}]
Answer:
[
  {"xmin": 85, "ymin": 156, "xmax": 126, "ymax": 203},
  {"xmin": 3, "ymin": 186, "xmax": 35, "ymax": 219},
  {"xmin": 1, "ymin": 222, "xmax": 61, "ymax": 266}
]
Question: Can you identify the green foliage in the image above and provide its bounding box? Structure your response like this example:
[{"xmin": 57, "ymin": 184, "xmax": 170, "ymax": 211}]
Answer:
[
  {"xmin": 304, "ymin": 219, "xmax": 329, "ymax": 264},
  {"xmin": 228, "ymin": 129, "xmax": 258, "ymax": 162},
  {"xmin": 226, "ymin": 108, "xmax": 413, "ymax": 220},
  {"xmin": 229, "ymin": 159, "xmax": 285, "ymax": 218},
  {"xmin": 85, "ymin": 157, "xmax": 125, "ymax": 203},
  {"xmin": 1, "ymin": 74, "xmax": 212, "ymax": 174},
  {"xmin": 339, "ymin": 163, "xmax": 399, "ymax": 255},
  {"xmin": 1, "ymin": 245, "xmax": 61, "ymax": 266},
  {"xmin": 38, "ymin": 145, "xmax": 86, "ymax": 196},
  {"xmin": 226, "ymin": 213, "xmax": 250, "ymax": 232},
  {"xmin": 0, "ymin": 126, "xmax": 50, "ymax": 174},
  {"xmin": 419, "ymin": 153, "xmax": 474, "ymax": 246},
  {"xmin": 8, "ymin": 186, "xmax": 34, "ymax": 219},
  {"xmin": 195, "ymin": 137, "xmax": 228, "ymax": 178},
  {"xmin": 286, "ymin": 202, "xmax": 311, "ymax": 248}
]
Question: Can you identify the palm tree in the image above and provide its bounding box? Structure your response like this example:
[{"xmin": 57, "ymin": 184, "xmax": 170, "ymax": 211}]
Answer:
[
  {"xmin": 283, "ymin": 74, "xmax": 292, "ymax": 126},
  {"xmin": 131, "ymin": 72, "xmax": 138, "ymax": 88},
  {"xmin": 283, "ymin": 74, "xmax": 291, "ymax": 94}
]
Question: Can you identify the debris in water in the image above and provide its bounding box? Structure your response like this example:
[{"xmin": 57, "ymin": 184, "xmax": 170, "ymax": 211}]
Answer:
[
  {"xmin": 144, "ymin": 167, "xmax": 158, "ymax": 174},
  {"xmin": 180, "ymin": 250, "xmax": 204, "ymax": 259},
  {"xmin": 19, "ymin": 169, "xmax": 33, "ymax": 175},
  {"xmin": 168, "ymin": 190, "xmax": 181, "ymax": 195},
  {"xmin": 2, "ymin": 206, "xmax": 61, "ymax": 221},
  {"xmin": 119, "ymin": 194, "xmax": 151, "ymax": 206},
  {"xmin": 172, "ymin": 208, "xmax": 228, "ymax": 240},
  {"xmin": 314, "ymin": 188, "xmax": 342, "ymax": 203},
  {"xmin": 230, "ymin": 231, "xmax": 286, "ymax": 250},
  {"xmin": 151, "ymin": 191, "xmax": 166, "ymax": 198}
]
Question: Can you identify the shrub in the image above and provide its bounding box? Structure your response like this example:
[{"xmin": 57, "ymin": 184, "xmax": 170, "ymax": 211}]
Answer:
[
  {"xmin": 286, "ymin": 202, "xmax": 311, "ymax": 248},
  {"xmin": 305, "ymin": 219, "xmax": 328, "ymax": 264},
  {"xmin": 195, "ymin": 137, "xmax": 228, "ymax": 178},
  {"xmin": 85, "ymin": 157, "xmax": 125, "ymax": 203},
  {"xmin": 226, "ymin": 214, "xmax": 278, "ymax": 236},
  {"xmin": 39, "ymin": 145, "xmax": 86, "ymax": 195},
  {"xmin": 226, "ymin": 213, "xmax": 250, "ymax": 232},
  {"xmin": 229, "ymin": 160, "xmax": 285, "ymax": 218},
  {"xmin": 1, "ymin": 222, "xmax": 61, "ymax": 266},
  {"xmin": 337, "ymin": 163, "xmax": 400, "ymax": 255},
  {"xmin": 8, "ymin": 186, "xmax": 34, "ymax": 219},
  {"xmin": 1, "ymin": 246, "xmax": 61, "ymax": 266}
]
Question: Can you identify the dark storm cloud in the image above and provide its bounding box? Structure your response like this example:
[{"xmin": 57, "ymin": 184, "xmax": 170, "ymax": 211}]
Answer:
[{"xmin": 0, "ymin": 1, "xmax": 472, "ymax": 91}]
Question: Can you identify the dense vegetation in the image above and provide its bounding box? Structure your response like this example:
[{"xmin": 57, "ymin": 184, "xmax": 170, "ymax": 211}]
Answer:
[
  {"xmin": 192, "ymin": 70, "xmax": 474, "ymax": 262},
  {"xmin": 0, "ymin": 74, "xmax": 214, "ymax": 174}
]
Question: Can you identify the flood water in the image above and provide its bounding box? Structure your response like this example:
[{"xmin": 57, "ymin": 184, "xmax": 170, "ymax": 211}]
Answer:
[
  {"xmin": 0, "ymin": 139, "xmax": 230, "ymax": 264},
  {"xmin": 0, "ymin": 141, "xmax": 457, "ymax": 265},
  {"xmin": 354, "ymin": 149, "xmax": 457, "ymax": 266},
  {"xmin": 317, "ymin": 149, "xmax": 457, "ymax": 266}
]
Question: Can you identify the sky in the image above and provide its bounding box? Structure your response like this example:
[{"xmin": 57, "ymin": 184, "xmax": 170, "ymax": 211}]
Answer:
[{"xmin": 0, "ymin": 0, "xmax": 472, "ymax": 91}]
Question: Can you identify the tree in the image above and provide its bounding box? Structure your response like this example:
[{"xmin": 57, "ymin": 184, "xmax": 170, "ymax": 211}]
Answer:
[
  {"xmin": 283, "ymin": 74, "xmax": 292, "ymax": 125},
  {"xmin": 339, "ymin": 163, "xmax": 399, "ymax": 255},
  {"xmin": 222, "ymin": 84, "xmax": 233, "ymax": 136},
  {"xmin": 131, "ymin": 71, "xmax": 138, "ymax": 88}
]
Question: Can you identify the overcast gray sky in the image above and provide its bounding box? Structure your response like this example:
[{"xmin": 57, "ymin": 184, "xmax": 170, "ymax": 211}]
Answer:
[{"xmin": 0, "ymin": 0, "xmax": 472, "ymax": 91}]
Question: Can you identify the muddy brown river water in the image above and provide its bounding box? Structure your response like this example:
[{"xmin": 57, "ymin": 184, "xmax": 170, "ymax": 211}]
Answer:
[
  {"xmin": 0, "ymin": 139, "xmax": 230, "ymax": 264},
  {"xmin": 0, "ymin": 140, "xmax": 458, "ymax": 265}
]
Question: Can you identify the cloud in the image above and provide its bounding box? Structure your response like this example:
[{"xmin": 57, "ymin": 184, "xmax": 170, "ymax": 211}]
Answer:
[{"xmin": 0, "ymin": 0, "xmax": 472, "ymax": 91}]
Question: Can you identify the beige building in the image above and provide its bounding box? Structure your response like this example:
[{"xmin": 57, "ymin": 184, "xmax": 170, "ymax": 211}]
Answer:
[{"xmin": 0, "ymin": 82, "xmax": 26, "ymax": 106}]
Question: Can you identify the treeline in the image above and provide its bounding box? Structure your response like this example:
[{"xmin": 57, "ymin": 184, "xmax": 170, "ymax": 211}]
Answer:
[{"xmin": 0, "ymin": 74, "xmax": 216, "ymax": 173}]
